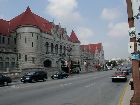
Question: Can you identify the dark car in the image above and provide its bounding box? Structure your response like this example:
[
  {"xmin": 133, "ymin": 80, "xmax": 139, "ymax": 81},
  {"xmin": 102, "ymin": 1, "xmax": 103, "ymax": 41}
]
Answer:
[
  {"xmin": 0, "ymin": 74, "xmax": 12, "ymax": 86},
  {"xmin": 51, "ymin": 72, "xmax": 69, "ymax": 79},
  {"xmin": 21, "ymin": 71, "xmax": 47, "ymax": 83},
  {"xmin": 121, "ymin": 67, "xmax": 131, "ymax": 75},
  {"xmin": 111, "ymin": 71, "xmax": 127, "ymax": 82}
]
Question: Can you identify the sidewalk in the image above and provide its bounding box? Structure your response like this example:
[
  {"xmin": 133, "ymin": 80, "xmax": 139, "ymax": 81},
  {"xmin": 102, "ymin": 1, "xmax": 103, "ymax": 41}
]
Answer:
[{"xmin": 118, "ymin": 80, "xmax": 134, "ymax": 105}]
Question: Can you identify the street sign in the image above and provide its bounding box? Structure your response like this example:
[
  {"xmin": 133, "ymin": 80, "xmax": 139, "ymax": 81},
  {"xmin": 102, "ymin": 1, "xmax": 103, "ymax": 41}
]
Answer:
[
  {"xmin": 128, "ymin": 42, "xmax": 135, "ymax": 53},
  {"xmin": 131, "ymin": 0, "xmax": 140, "ymax": 19},
  {"xmin": 128, "ymin": 27, "xmax": 136, "ymax": 37},
  {"xmin": 131, "ymin": 53, "xmax": 139, "ymax": 60}
]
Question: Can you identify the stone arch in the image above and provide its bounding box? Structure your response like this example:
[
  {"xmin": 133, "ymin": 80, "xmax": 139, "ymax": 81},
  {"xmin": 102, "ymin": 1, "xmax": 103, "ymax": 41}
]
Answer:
[{"xmin": 43, "ymin": 59, "xmax": 52, "ymax": 67}]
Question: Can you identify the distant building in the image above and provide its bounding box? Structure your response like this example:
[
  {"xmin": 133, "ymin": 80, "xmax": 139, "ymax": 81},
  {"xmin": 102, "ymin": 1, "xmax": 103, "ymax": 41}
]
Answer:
[{"xmin": 80, "ymin": 43, "xmax": 105, "ymax": 71}]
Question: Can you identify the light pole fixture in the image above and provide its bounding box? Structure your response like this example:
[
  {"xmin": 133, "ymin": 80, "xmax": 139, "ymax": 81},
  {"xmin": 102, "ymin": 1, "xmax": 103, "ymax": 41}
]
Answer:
[{"xmin": 126, "ymin": 0, "xmax": 140, "ymax": 105}]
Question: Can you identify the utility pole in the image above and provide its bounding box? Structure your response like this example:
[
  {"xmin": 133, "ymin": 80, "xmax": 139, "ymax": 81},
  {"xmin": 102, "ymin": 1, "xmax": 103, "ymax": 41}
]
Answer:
[{"xmin": 126, "ymin": 0, "xmax": 140, "ymax": 105}]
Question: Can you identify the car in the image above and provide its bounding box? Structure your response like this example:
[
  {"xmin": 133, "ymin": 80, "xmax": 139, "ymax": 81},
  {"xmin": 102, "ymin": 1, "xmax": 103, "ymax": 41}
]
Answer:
[
  {"xmin": 111, "ymin": 71, "xmax": 127, "ymax": 82},
  {"xmin": 107, "ymin": 66, "xmax": 112, "ymax": 70},
  {"xmin": 51, "ymin": 72, "xmax": 69, "ymax": 79},
  {"xmin": 21, "ymin": 71, "xmax": 48, "ymax": 83},
  {"xmin": 0, "ymin": 74, "xmax": 12, "ymax": 86},
  {"xmin": 122, "ymin": 69, "xmax": 129, "ymax": 75}
]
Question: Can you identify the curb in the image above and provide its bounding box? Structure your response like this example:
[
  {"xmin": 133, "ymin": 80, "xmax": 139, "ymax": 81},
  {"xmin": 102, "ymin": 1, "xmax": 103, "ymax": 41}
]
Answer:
[{"xmin": 117, "ymin": 83, "xmax": 128, "ymax": 105}]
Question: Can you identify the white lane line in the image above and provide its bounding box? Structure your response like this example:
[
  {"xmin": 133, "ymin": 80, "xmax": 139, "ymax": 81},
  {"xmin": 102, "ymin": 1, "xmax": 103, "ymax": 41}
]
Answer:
[
  {"xmin": 11, "ymin": 85, "xmax": 20, "ymax": 88},
  {"xmin": 60, "ymin": 83, "xmax": 72, "ymax": 87},
  {"xmin": 85, "ymin": 83, "xmax": 94, "ymax": 88}
]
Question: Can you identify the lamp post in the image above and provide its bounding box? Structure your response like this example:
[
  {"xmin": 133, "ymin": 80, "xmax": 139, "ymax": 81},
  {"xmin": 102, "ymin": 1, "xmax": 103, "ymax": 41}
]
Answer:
[{"xmin": 126, "ymin": 0, "xmax": 140, "ymax": 105}]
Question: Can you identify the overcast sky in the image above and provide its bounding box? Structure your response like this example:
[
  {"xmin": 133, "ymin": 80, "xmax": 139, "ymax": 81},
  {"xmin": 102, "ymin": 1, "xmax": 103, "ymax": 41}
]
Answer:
[{"xmin": 0, "ymin": 0, "xmax": 139, "ymax": 60}]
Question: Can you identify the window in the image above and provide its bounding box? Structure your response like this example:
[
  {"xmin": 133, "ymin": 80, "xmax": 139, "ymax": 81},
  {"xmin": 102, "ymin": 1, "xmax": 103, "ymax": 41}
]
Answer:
[
  {"xmin": 14, "ymin": 38, "xmax": 16, "ymax": 44},
  {"xmin": 14, "ymin": 48, "xmax": 16, "ymax": 52},
  {"xmin": 60, "ymin": 45, "xmax": 62, "ymax": 54},
  {"xmin": 51, "ymin": 43, "xmax": 54, "ymax": 53},
  {"xmin": 45, "ymin": 42, "xmax": 49, "ymax": 54},
  {"xmin": 0, "ymin": 57, "xmax": 3, "ymax": 61},
  {"xmin": 0, "ymin": 57, "xmax": 3, "ymax": 68},
  {"xmin": 64, "ymin": 46, "xmax": 66, "ymax": 54},
  {"xmin": 37, "ymin": 35, "xmax": 38, "ymax": 40},
  {"xmin": 19, "ymin": 53, "xmax": 21, "ymax": 59},
  {"xmin": 32, "ymin": 42, "xmax": 33, "ymax": 47},
  {"xmin": 5, "ymin": 57, "xmax": 10, "ymax": 68},
  {"xmin": 32, "ymin": 57, "xmax": 35, "ymax": 63},
  {"xmin": 0, "ymin": 62, "xmax": 3, "ymax": 68},
  {"xmin": 8, "ymin": 38, "xmax": 10, "ymax": 44},
  {"xmin": 2, "ymin": 37, "xmax": 5, "ymax": 44},
  {"xmin": 0, "ymin": 36, "xmax": 1, "ymax": 44},
  {"xmin": 55, "ymin": 44, "xmax": 58, "ymax": 54},
  {"xmin": 32, "ymin": 33, "xmax": 33, "ymax": 37},
  {"xmin": 25, "ymin": 37, "xmax": 27, "ymax": 43},
  {"xmin": 25, "ymin": 55, "xmax": 27, "ymax": 61},
  {"xmin": 11, "ymin": 58, "xmax": 15, "ymax": 68}
]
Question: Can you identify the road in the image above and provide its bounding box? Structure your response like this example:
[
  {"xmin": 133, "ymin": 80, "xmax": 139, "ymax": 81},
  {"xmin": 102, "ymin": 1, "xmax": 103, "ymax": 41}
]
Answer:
[{"xmin": 0, "ymin": 70, "xmax": 128, "ymax": 105}]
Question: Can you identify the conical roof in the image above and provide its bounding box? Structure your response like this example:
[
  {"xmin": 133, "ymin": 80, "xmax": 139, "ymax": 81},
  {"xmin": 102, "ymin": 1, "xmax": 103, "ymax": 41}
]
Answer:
[{"xmin": 69, "ymin": 30, "xmax": 80, "ymax": 43}]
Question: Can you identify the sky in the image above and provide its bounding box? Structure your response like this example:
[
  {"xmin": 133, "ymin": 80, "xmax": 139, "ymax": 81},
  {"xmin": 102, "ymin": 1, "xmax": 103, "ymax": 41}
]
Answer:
[{"xmin": 0, "ymin": 0, "xmax": 139, "ymax": 60}]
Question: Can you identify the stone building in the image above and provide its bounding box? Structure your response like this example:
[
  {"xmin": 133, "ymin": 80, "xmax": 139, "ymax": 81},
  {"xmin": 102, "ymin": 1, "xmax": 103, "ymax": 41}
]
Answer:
[{"xmin": 0, "ymin": 7, "xmax": 81, "ymax": 72}]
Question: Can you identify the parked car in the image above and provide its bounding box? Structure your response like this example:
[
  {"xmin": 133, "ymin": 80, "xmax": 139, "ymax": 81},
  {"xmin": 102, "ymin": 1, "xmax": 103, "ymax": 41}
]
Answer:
[
  {"xmin": 51, "ymin": 72, "xmax": 69, "ymax": 79},
  {"xmin": 107, "ymin": 66, "xmax": 112, "ymax": 70},
  {"xmin": 21, "ymin": 71, "xmax": 47, "ymax": 83},
  {"xmin": 0, "ymin": 74, "xmax": 12, "ymax": 86},
  {"xmin": 111, "ymin": 71, "xmax": 127, "ymax": 82}
]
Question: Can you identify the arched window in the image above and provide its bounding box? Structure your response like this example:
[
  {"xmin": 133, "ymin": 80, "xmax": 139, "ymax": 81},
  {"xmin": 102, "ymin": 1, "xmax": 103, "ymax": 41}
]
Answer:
[
  {"xmin": 44, "ymin": 59, "xmax": 52, "ymax": 67},
  {"xmin": 51, "ymin": 43, "xmax": 54, "ymax": 53},
  {"xmin": 45, "ymin": 42, "xmax": 49, "ymax": 54},
  {"xmin": 55, "ymin": 44, "xmax": 58, "ymax": 54}
]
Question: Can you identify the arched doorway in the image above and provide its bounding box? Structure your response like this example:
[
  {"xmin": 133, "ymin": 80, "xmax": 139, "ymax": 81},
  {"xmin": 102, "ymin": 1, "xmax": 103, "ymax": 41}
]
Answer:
[{"xmin": 44, "ymin": 59, "xmax": 52, "ymax": 67}]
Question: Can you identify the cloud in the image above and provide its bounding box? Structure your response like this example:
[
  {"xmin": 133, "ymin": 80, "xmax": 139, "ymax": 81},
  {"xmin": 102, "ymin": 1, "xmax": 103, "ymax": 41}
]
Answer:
[
  {"xmin": 108, "ymin": 22, "xmax": 128, "ymax": 37},
  {"xmin": 101, "ymin": 8, "xmax": 120, "ymax": 21},
  {"xmin": 45, "ymin": 0, "xmax": 82, "ymax": 24},
  {"xmin": 77, "ymin": 27, "xmax": 95, "ymax": 44}
]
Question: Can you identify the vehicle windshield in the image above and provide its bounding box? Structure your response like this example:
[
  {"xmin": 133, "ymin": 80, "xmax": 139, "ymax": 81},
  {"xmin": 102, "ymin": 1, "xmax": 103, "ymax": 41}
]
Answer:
[
  {"xmin": 115, "ymin": 72, "xmax": 124, "ymax": 75},
  {"xmin": 25, "ymin": 72, "xmax": 35, "ymax": 76}
]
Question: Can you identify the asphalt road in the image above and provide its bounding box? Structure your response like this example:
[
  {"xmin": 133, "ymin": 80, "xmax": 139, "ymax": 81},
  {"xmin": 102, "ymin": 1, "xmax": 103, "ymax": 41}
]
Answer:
[{"xmin": 0, "ymin": 70, "xmax": 128, "ymax": 105}]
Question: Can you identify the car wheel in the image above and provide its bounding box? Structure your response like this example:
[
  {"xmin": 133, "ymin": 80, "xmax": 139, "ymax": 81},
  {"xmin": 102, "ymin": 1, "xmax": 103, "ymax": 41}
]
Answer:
[
  {"xmin": 42, "ymin": 78, "xmax": 46, "ymax": 82},
  {"xmin": 4, "ymin": 82, "xmax": 8, "ymax": 86},
  {"xmin": 112, "ymin": 79, "xmax": 114, "ymax": 82},
  {"xmin": 23, "ymin": 81, "xmax": 26, "ymax": 83},
  {"xmin": 31, "ymin": 79, "xmax": 36, "ymax": 83},
  {"xmin": 124, "ymin": 78, "xmax": 127, "ymax": 82}
]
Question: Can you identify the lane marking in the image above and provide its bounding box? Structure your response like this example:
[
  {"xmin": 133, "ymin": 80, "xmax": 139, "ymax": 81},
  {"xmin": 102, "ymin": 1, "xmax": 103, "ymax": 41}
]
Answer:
[
  {"xmin": 60, "ymin": 83, "xmax": 72, "ymax": 87},
  {"xmin": 117, "ymin": 83, "xmax": 128, "ymax": 105},
  {"xmin": 85, "ymin": 83, "xmax": 94, "ymax": 88}
]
